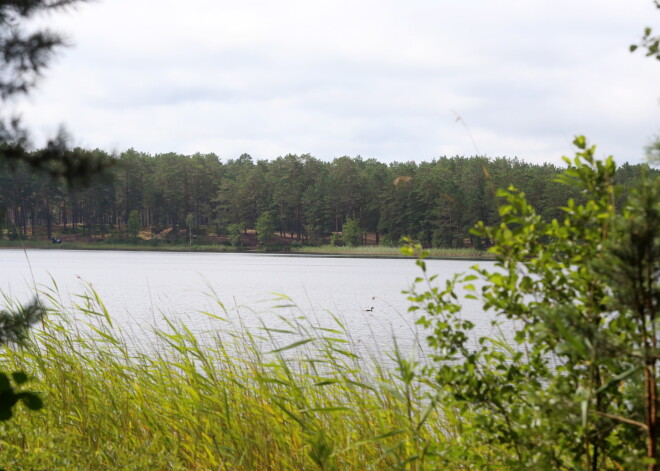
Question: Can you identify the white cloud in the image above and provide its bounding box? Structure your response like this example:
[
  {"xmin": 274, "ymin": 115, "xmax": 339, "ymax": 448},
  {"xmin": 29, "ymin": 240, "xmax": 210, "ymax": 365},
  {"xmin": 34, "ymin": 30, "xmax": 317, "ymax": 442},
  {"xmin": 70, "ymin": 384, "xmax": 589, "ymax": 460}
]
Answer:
[{"xmin": 17, "ymin": 0, "xmax": 660, "ymax": 165}]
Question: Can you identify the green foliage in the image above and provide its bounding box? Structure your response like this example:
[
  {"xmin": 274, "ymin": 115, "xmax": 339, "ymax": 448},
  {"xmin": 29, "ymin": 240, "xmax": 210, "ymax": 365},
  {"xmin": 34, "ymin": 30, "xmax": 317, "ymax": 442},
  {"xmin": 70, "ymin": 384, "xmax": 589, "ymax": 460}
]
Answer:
[
  {"xmin": 329, "ymin": 232, "xmax": 344, "ymax": 247},
  {"xmin": 0, "ymin": 371, "xmax": 42, "ymax": 421},
  {"xmin": 630, "ymin": 1, "xmax": 660, "ymax": 60},
  {"xmin": 1, "ymin": 149, "xmax": 655, "ymax": 248},
  {"xmin": 0, "ymin": 300, "xmax": 45, "ymax": 346},
  {"xmin": 342, "ymin": 216, "xmax": 361, "ymax": 247},
  {"xmin": 227, "ymin": 223, "xmax": 243, "ymax": 247},
  {"xmin": 255, "ymin": 210, "xmax": 276, "ymax": 245},
  {"xmin": 408, "ymin": 138, "xmax": 660, "ymax": 469},
  {"xmin": 185, "ymin": 212, "xmax": 195, "ymax": 230},
  {"xmin": 647, "ymin": 134, "xmax": 660, "ymax": 166},
  {"xmin": 185, "ymin": 212, "xmax": 195, "ymax": 245},
  {"xmin": 126, "ymin": 209, "xmax": 140, "ymax": 241},
  {"xmin": 293, "ymin": 244, "xmax": 489, "ymax": 258},
  {"xmin": 379, "ymin": 233, "xmax": 398, "ymax": 247},
  {"xmin": 0, "ymin": 1, "xmax": 90, "ymax": 100}
]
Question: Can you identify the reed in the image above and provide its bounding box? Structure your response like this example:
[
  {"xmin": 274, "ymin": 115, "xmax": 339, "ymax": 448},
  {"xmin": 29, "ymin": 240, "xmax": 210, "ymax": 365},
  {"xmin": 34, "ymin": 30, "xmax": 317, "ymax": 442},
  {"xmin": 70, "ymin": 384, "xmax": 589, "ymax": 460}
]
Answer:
[{"xmin": 0, "ymin": 286, "xmax": 502, "ymax": 470}]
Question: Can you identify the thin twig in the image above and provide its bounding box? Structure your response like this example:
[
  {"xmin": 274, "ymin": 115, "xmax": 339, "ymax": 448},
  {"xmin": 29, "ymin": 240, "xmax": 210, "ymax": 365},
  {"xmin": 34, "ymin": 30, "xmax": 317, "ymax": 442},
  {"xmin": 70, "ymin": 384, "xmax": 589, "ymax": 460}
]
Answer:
[{"xmin": 594, "ymin": 410, "xmax": 648, "ymax": 431}]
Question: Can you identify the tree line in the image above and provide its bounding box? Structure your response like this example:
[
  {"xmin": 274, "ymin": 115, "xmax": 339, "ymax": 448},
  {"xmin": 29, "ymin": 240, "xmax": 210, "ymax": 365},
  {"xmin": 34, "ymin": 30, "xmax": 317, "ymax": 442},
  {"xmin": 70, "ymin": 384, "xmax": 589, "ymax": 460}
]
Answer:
[{"xmin": 0, "ymin": 148, "xmax": 655, "ymax": 247}]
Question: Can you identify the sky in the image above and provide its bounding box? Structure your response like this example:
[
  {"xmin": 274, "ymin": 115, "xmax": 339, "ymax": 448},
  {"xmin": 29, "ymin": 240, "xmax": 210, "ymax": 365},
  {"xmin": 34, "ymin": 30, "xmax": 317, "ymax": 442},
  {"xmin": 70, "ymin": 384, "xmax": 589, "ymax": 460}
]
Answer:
[{"xmin": 14, "ymin": 0, "xmax": 660, "ymax": 165}]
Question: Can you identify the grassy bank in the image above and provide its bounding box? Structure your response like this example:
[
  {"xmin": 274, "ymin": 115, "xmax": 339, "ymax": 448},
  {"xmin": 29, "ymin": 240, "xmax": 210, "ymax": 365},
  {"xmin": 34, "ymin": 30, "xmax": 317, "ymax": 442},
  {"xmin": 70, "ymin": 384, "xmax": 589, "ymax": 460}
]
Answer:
[
  {"xmin": 0, "ymin": 239, "xmax": 238, "ymax": 253},
  {"xmin": 0, "ymin": 289, "xmax": 502, "ymax": 470},
  {"xmin": 0, "ymin": 239, "xmax": 493, "ymax": 259},
  {"xmin": 292, "ymin": 244, "xmax": 493, "ymax": 259}
]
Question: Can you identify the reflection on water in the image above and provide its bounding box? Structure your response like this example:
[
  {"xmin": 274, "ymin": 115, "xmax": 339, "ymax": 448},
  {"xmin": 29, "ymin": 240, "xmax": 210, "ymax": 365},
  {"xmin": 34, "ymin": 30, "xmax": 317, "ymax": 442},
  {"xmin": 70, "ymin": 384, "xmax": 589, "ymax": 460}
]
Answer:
[{"xmin": 1, "ymin": 249, "xmax": 498, "ymax": 359}]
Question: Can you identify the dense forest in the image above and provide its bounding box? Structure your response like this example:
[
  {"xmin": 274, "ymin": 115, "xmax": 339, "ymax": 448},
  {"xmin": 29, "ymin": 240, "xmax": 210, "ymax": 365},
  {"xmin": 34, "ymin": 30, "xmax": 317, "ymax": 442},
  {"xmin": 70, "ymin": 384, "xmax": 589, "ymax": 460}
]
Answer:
[{"xmin": 0, "ymin": 148, "xmax": 654, "ymax": 247}]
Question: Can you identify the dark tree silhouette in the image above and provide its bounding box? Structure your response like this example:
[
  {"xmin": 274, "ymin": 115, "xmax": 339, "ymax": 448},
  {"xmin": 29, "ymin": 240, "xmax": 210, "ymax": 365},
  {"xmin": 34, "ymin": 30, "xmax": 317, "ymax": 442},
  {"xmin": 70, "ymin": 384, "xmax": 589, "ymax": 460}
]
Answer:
[{"xmin": 0, "ymin": 0, "xmax": 112, "ymax": 188}]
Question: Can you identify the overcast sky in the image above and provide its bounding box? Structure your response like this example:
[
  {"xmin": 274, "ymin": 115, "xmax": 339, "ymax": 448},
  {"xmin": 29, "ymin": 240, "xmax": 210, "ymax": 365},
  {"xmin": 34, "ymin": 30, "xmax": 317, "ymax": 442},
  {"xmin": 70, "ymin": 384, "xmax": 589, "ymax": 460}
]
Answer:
[{"xmin": 15, "ymin": 0, "xmax": 660, "ymax": 165}]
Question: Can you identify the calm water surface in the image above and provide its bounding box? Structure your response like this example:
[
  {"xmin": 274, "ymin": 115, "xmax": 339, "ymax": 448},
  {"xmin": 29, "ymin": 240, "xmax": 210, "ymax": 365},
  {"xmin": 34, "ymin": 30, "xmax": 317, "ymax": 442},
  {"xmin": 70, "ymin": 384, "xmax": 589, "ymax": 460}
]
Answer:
[{"xmin": 1, "ymin": 249, "xmax": 497, "ymax": 357}]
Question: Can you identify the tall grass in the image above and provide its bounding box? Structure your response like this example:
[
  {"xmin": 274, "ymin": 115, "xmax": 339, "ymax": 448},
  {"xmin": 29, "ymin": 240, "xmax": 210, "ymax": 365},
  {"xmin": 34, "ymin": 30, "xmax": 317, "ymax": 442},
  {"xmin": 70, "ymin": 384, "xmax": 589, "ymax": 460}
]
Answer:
[{"xmin": 0, "ymin": 287, "xmax": 503, "ymax": 470}]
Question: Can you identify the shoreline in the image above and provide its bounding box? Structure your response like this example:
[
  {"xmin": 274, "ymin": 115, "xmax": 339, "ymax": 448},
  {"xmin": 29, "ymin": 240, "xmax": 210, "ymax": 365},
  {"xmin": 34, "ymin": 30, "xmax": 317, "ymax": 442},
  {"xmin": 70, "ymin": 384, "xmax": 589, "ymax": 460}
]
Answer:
[{"xmin": 0, "ymin": 240, "xmax": 495, "ymax": 261}]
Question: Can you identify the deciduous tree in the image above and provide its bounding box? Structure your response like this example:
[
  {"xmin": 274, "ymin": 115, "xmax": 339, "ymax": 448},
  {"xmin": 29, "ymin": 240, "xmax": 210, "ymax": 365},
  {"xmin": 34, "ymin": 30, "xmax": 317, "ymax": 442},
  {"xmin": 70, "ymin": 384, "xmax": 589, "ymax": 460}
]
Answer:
[
  {"xmin": 127, "ymin": 209, "xmax": 140, "ymax": 242},
  {"xmin": 408, "ymin": 138, "xmax": 660, "ymax": 469},
  {"xmin": 256, "ymin": 211, "xmax": 276, "ymax": 246},
  {"xmin": 342, "ymin": 216, "xmax": 361, "ymax": 247}
]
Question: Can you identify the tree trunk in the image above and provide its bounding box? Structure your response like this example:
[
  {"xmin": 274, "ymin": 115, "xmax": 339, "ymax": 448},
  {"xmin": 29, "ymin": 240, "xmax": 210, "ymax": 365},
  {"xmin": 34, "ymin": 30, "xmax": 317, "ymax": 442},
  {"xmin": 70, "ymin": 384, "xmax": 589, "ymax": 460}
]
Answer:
[
  {"xmin": 46, "ymin": 201, "xmax": 52, "ymax": 240},
  {"xmin": 645, "ymin": 361, "xmax": 658, "ymax": 471}
]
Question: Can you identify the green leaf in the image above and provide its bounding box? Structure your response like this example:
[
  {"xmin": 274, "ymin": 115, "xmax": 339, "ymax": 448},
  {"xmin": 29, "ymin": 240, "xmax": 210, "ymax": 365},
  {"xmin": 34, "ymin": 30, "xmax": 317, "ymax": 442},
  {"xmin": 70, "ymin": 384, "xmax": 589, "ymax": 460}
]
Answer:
[
  {"xmin": 596, "ymin": 366, "xmax": 641, "ymax": 395},
  {"xmin": 300, "ymin": 406, "xmax": 351, "ymax": 414},
  {"xmin": 573, "ymin": 135, "xmax": 587, "ymax": 149},
  {"xmin": 0, "ymin": 406, "xmax": 13, "ymax": 421},
  {"xmin": 267, "ymin": 338, "xmax": 314, "ymax": 353},
  {"xmin": 581, "ymin": 397, "xmax": 589, "ymax": 429},
  {"xmin": 11, "ymin": 372, "xmax": 28, "ymax": 385},
  {"xmin": 361, "ymin": 429, "xmax": 406, "ymax": 442},
  {"xmin": 19, "ymin": 393, "xmax": 43, "ymax": 411},
  {"xmin": 0, "ymin": 373, "xmax": 10, "ymax": 392}
]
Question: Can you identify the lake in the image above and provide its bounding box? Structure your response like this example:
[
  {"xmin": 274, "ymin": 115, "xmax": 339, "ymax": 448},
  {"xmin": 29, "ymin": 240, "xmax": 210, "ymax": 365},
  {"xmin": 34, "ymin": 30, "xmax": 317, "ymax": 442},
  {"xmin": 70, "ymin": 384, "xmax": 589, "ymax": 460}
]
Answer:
[{"xmin": 1, "ymin": 249, "xmax": 496, "ymax": 358}]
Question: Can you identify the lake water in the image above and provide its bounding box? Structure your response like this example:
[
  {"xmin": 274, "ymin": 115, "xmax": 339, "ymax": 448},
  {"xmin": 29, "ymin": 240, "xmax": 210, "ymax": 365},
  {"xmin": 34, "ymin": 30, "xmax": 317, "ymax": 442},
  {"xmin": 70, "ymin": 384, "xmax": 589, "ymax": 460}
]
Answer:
[{"xmin": 1, "ymin": 249, "xmax": 497, "ymax": 359}]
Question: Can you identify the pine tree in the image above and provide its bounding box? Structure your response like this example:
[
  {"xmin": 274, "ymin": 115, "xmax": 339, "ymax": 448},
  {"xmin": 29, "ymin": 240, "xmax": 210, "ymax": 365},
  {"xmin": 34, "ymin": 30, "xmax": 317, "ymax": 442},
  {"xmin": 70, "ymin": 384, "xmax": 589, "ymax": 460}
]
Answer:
[{"xmin": 0, "ymin": 0, "xmax": 112, "ymax": 187}]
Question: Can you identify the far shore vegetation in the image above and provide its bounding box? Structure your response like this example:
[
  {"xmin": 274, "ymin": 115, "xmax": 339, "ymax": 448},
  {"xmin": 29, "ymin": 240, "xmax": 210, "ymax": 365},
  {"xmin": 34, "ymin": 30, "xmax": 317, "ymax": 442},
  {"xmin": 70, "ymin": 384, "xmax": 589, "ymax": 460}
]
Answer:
[
  {"xmin": 2, "ymin": 150, "xmax": 656, "ymax": 258},
  {"xmin": 1, "ymin": 147, "xmax": 654, "ymax": 263},
  {"xmin": 0, "ymin": 226, "xmax": 494, "ymax": 259}
]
